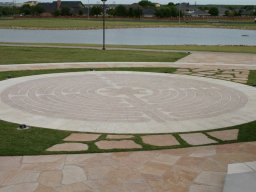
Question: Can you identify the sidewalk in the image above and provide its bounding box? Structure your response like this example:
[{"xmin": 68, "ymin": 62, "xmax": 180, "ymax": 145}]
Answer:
[{"xmin": 0, "ymin": 142, "xmax": 255, "ymax": 192}]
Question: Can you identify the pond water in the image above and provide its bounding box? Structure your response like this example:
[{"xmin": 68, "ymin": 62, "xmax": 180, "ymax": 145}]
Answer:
[{"xmin": 0, "ymin": 27, "xmax": 256, "ymax": 45}]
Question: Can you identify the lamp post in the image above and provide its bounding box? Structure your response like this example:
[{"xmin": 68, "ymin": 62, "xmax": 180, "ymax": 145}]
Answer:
[
  {"xmin": 87, "ymin": 0, "xmax": 90, "ymax": 20},
  {"xmin": 101, "ymin": 0, "xmax": 107, "ymax": 50}
]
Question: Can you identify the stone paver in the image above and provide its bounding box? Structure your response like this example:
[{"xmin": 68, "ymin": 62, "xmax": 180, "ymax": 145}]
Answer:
[
  {"xmin": 62, "ymin": 165, "xmax": 87, "ymax": 185},
  {"xmin": 0, "ymin": 183, "xmax": 39, "ymax": 192},
  {"xmin": 95, "ymin": 140, "xmax": 142, "ymax": 150},
  {"xmin": 194, "ymin": 171, "xmax": 225, "ymax": 187},
  {"xmin": 0, "ymin": 157, "xmax": 22, "ymax": 171},
  {"xmin": 0, "ymin": 142, "xmax": 255, "ymax": 191},
  {"xmin": 224, "ymin": 161, "xmax": 256, "ymax": 192},
  {"xmin": 141, "ymin": 135, "xmax": 179, "ymax": 146},
  {"xmin": 176, "ymin": 52, "xmax": 256, "ymax": 65},
  {"xmin": 175, "ymin": 68, "xmax": 250, "ymax": 84},
  {"xmin": 180, "ymin": 133, "xmax": 218, "ymax": 145},
  {"xmin": 63, "ymin": 133, "xmax": 100, "ymax": 142},
  {"xmin": 106, "ymin": 134, "xmax": 134, "ymax": 139},
  {"xmin": 46, "ymin": 143, "xmax": 88, "ymax": 152},
  {"xmin": 207, "ymin": 129, "xmax": 239, "ymax": 141}
]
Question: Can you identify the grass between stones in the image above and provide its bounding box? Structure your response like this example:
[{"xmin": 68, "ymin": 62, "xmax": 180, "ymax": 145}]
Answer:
[
  {"xmin": 0, "ymin": 68, "xmax": 255, "ymax": 156},
  {"xmin": 0, "ymin": 46, "xmax": 188, "ymax": 64}
]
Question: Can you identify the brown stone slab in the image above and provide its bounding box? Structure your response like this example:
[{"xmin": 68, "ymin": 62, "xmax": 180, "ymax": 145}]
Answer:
[
  {"xmin": 63, "ymin": 133, "xmax": 100, "ymax": 142},
  {"xmin": 39, "ymin": 170, "xmax": 62, "ymax": 187},
  {"xmin": 180, "ymin": 133, "xmax": 217, "ymax": 145},
  {"xmin": 207, "ymin": 129, "xmax": 239, "ymax": 141},
  {"xmin": 141, "ymin": 135, "xmax": 179, "ymax": 146},
  {"xmin": 106, "ymin": 134, "xmax": 134, "ymax": 139},
  {"xmin": 95, "ymin": 140, "xmax": 142, "ymax": 150},
  {"xmin": 46, "ymin": 143, "xmax": 88, "ymax": 152},
  {"xmin": 194, "ymin": 171, "xmax": 225, "ymax": 187},
  {"xmin": 0, "ymin": 157, "xmax": 22, "ymax": 171}
]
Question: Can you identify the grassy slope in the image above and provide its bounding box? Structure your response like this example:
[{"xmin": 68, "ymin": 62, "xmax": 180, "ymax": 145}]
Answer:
[
  {"xmin": 247, "ymin": 70, "xmax": 256, "ymax": 86},
  {"xmin": 0, "ymin": 18, "xmax": 255, "ymax": 30},
  {"xmin": 0, "ymin": 46, "xmax": 187, "ymax": 64},
  {"xmin": 1, "ymin": 43, "xmax": 256, "ymax": 54},
  {"xmin": 0, "ymin": 68, "xmax": 255, "ymax": 155}
]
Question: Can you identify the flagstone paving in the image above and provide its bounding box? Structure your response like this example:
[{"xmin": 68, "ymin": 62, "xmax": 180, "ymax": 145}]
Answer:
[
  {"xmin": 106, "ymin": 134, "xmax": 134, "ymax": 139},
  {"xmin": 175, "ymin": 68, "xmax": 250, "ymax": 84},
  {"xmin": 95, "ymin": 140, "xmax": 142, "ymax": 150},
  {"xmin": 141, "ymin": 135, "xmax": 179, "ymax": 146},
  {"xmin": 0, "ymin": 142, "xmax": 256, "ymax": 192},
  {"xmin": 207, "ymin": 129, "xmax": 239, "ymax": 141},
  {"xmin": 63, "ymin": 133, "xmax": 100, "ymax": 142},
  {"xmin": 180, "ymin": 133, "xmax": 218, "ymax": 145},
  {"xmin": 45, "ymin": 128, "xmax": 244, "ymax": 152},
  {"xmin": 46, "ymin": 143, "xmax": 88, "ymax": 152}
]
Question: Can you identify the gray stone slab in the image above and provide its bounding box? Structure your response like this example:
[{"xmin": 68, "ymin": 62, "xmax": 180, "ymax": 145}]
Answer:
[
  {"xmin": 180, "ymin": 133, "xmax": 218, "ymax": 145},
  {"xmin": 223, "ymin": 172, "xmax": 256, "ymax": 192}
]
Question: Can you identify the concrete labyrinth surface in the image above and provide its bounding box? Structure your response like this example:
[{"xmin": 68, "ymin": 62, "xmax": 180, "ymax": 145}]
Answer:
[{"xmin": 0, "ymin": 71, "xmax": 256, "ymax": 133}]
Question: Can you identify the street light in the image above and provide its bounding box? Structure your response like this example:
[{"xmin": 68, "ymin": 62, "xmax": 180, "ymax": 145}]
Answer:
[{"xmin": 101, "ymin": 0, "xmax": 107, "ymax": 50}]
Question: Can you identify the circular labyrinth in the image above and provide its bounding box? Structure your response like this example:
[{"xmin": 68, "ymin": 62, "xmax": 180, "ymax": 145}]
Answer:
[{"xmin": 0, "ymin": 71, "xmax": 256, "ymax": 133}]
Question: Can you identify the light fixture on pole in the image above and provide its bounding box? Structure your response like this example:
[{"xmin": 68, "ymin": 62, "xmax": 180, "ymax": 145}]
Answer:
[{"xmin": 101, "ymin": 0, "xmax": 107, "ymax": 50}]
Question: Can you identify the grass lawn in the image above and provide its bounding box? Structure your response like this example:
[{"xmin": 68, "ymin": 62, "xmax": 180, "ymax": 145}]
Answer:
[
  {"xmin": 0, "ymin": 18, "xmax": 256, "ymax": 30},
  {"xmin": 0, "ymin": 46, "xmax": 187, "ymax": 64},
  {"xmin": 0, "ymin": 68, "xmax": 255, "ymax": 156},
  {"xmin": 247, "ymin": 70, "xmax": 256, "ymax": 86},
  {"xmin": 1, "ymin": 43, "xmax": 256, "ymax": 54}
]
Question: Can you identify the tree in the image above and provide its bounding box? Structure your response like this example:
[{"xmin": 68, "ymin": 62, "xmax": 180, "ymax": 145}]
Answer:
[
  {"xmin": 20, "ymin": 4, "xmax": 32, "ymax": 15},
  {"xmin": 138, "ymin": 0, "xmax": 154, "ymax": 7},
  {"xmin": 114, "ymin": 5, "xmax": 127, "ymax": 16},
  {"xmin": 61, "ymin": 7, "xmax": 71, "ymax": 16},
  {"xmin": 107, "ymin": 8, "xmax": 115, "ymax": 16},
  {"xmin": 90, "ymin": 5, "xmax": 102, "ymax": 16},
  {"xmin": 167, "ymin": 2, "xmax": 175, "ymax": 6},
  {"xmin": 32, "ymin": 5, "xmax": 44, "ymax": 16},
  {"xmin": 155, "ymin": 6, "xmax": 178, "ymax": 18},
  {"xmin": 78, "ymin": 9, "xmax": 83, "ymax": 16},
  {"xmin": 0, "ymin": 6, "xmax": 14, "ymax": 16},
  {"xmin": 209, "ymin": 7, "xmax": 219, "ymax": 16},
  {"xmin": 54, "ymin": 9, "xmax": 61, "ymax": 16},
  {"xmin": 127, "ymin": 7, "xmax": 142, "ymax": 18}
]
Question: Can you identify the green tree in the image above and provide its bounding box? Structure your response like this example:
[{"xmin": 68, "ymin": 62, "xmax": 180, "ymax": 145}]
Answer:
[
  {"xmin": 61, "ymin": 7, "xmax": 71, "ymax": 16},
  {"xmin": 209, "ymin": 7, "xmax": 219, "ymax": 16},
  {"xmin": 90, "ymin": 5, "xmax": 102, "ymax": 16},
  {"xmin": 78, "ymin": 9, "xmax": 83, "ymax": 15},
  {"xmin": 127, "ymin": 7, "xmax": 142, "ymax": 18},
  {"xmin": 20, "ymin": 4, "xmax": 32, "ymax": 15},
  {"xmin": 138, "ymin": 0, "xmax": 154, "ymax": 7},
  {"xmin": 155, "ymin": 6, "xmax": 178, "ymax": 18},
  {"xmin": 54, "ymin": 9, "xmax": 61, "ymax": 16},
  {"xmin": 32, "ymin": 5, "xmax": 44, "ymax": 16},
  {"xmin": 107, "ymin": 8, "xmax": 115, "ymax": 16},
  {"xmin": 0, "ymin": 6, "xmax": 14, "ymax": 16},
  {"xmin": 114, "ymin": 5, "xmax": 127, "ymax": 16}
]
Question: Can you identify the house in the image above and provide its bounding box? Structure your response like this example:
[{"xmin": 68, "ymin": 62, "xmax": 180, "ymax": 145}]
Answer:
[
  {"xmin": 143, "ymin": 8, "xmax": 156, "ymax": 17},
  {"xmin": 129, "ymin": 3, "xmax": 155, "ymax": 18},
  {"xmin": 189, "ymin": 9, "xmax": 210, "ymax": 17},
  {"xmin": 38, "ymin": 1, "xmax": 86, "ymax": 16},
  {"xmin": 24, "ymin": 1, "xmax": 38, "ymax": 6}
]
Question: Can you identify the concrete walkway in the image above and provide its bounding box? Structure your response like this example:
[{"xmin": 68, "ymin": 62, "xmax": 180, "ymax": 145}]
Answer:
[
  {"xmin": 0, "ymin": 142, "xmax": 255, "ymax": 192},
  {"xmin": 0, "ymin": 51, "xmax": 256, "ymax": 72}
]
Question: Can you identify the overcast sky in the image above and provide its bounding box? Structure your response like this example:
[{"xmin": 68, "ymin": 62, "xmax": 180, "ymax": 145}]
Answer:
[{"xmin": 2, "ymin": 0, "xmax": 256, "ymax": 5}]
